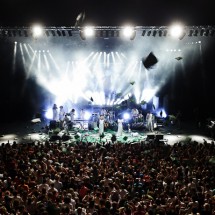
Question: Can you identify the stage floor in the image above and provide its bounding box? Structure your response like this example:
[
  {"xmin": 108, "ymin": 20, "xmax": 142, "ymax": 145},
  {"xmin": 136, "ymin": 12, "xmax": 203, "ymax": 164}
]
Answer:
[{"xmin": 0, "ymin": 119, "xmax": 214, "ymax": 146}]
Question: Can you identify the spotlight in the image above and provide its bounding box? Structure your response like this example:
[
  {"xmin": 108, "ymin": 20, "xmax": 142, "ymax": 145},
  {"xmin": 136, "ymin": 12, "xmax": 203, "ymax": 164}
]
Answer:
[
  {"xmin": 102, "ymin": 30, "xmax": 107, "ymax": 37},
  {"xmin": 193, "ymin": 29, "xmax": 198, "ymax": 36},
  {"xmin": 12, "ymin": 30, "xmax": 17, "ymax": 36},
  {"xmin": 80, "ymin": 26, "xmax": 94, "ymax": 40},
  {"xmin": 57, "ymin": 30, "xmax": 62, "ymax": 36},
  {"xmin": 163, "ymin": 30, "xmax": 168, "ymax": 36},
  {"xmin": 122, "ymin": 26, "xmax": 133, "ymax": 37},
  {"xmin": 179, "ymin": 31, "xmax": 186, "ymax": 40},
  {"xmin": 188, "ymin": 30, "xmax": 193, "ymax": 36},
  {"xmin": 147, "ymin": 30, "xmax": 151, "ymax": 36},
  {"xmin": 152, "ymin": 30, "xmax": 157, "ymax": 37},
  {"xmin": 200, "ymin": 29, "xmax": 204, "ymax": 36},
  {"xmin": 204, "ymin": 29, "xmax": 209, "ymax": 36},
  {"xmin": 142, "ymin": 30, "xmax": 146, "ymax": 36},
  {"xmin": 51, "ymin": 30, "xmax": 56, "ymax": 36},
  {"xmin": 45, "ymin": 108, "xmax": 53, "ymax": 120},
  {"xmin": 123, "ymin": 113, "xmax": 130, "ymax": 120},
  {"xmin": 210, "ymin": 29, "xmax": 215, "ymax": 36},
  {"xmin": 18, "ymin": 30, "xmax": 22, "ymax": 36},
  {"xmin": 67, "ymin": 30, "xmax": 73, "ymax": 36},
  {"xmin": 83, "ymin": 26, "xmax": 95, "ymax": 37},
  {"xmin": 32, "ymin": 24, "xmax": 43, "ymax": 37},
  {"xmin": 169, "ymin": 24, "xmax": 184, "ymax": 38},
  {"xmin": 62, "ymin": 30, "xmax": 66, "ymax": 36},
  {"xmin": 45, "ymin": 30, "xmax": 50, "ymax": 36},
  {"xmin": 114, "ymin": 30, "xmax": 119, "ymax": 37},
  {"xmin": 84, "ymin": 111, "xmax": 92, "ymax": 120},
  {"xmin": 122, "ymin": 26, "xmax": 136, "ymax": 40},
  {"xmin": 24, "ymin": 30, "xmax": 28, "ymax": 37},
  {"xmin": 8, "ymin": 30, "xmax": 12, "ymax": 37}
]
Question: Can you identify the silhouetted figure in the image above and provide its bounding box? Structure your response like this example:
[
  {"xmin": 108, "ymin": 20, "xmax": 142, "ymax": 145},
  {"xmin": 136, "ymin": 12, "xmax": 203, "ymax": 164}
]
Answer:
[{"xmin": 160, "ymin": 110, "xmax": 163, "ymax": 118}]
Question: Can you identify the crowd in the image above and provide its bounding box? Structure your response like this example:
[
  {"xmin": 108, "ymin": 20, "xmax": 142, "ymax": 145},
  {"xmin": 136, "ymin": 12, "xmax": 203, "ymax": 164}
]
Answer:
[{"xmin": 0, "ymin": 137, "xmax": 215, "ymax": 214}]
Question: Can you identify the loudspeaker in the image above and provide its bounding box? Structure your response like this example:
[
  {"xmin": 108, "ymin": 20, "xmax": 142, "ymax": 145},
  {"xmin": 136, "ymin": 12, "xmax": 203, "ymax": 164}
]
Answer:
[
  {"xmin": 62, "ymin": 135, "xmax": 71, "ymax": 141},
  {"xmin": 155, "ymin": 134, "xmax": 164, "ymax": 144},
  {"xmin": 147, "ymin": 134, "xmax": 155, "ymax": 140},
  {"xmin": 155, "ymin": 134, "xmax": 164, "ymax": 140},
  {"xmin": 49, "ymin": 135, "xmax": 61, "ymax": 141}
]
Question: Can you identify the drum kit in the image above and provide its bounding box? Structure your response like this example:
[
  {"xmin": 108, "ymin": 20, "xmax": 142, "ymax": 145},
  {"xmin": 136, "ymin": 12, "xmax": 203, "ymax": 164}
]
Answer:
[{"xmin": 90, "ymin": 110, "xmax": 116, "ymax": 129}]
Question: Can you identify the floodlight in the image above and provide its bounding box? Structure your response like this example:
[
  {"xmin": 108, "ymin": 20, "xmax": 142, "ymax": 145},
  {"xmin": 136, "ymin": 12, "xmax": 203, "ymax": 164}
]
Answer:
[
  {"xmin": 123, "ymin": 26, "xmax": 133, "ymax": 37},
  {"xmin": 84, "ymin": 26, "xmax": 94, "ymax": 37},
  {"xmin": 84, "ymin": 111, "xmax": 92, "ymax": 120},
  {"xmin": 169, "ymin": 24, "xmax": 184, "ymax": 39},
  {"xmin": 123, "ymin": 113, "xmax": 130, "ymax": 120},
  {"xmin": 32, "ymin": 25, "xmax": 43, "ymax": 37},
  {"xmin": 45, "ymin": 108, "xmax": 53, "ymax": 119}
]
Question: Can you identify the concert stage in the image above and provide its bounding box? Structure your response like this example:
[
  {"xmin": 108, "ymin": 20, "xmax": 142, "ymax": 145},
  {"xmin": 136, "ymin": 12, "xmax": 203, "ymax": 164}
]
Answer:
[{"xmin": 0, "ymin": 119, "xmax": 213, "ymax": 146}]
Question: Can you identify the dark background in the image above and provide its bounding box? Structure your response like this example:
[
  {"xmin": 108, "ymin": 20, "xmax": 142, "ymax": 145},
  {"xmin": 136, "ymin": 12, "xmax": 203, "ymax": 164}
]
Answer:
[{"xmin": 0, "ymin": 0, "xmax": 214, "ymax": 27}]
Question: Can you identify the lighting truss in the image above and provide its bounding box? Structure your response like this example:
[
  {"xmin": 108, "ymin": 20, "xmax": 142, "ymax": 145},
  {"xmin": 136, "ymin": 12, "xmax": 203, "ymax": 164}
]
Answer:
[{"xmin": 0, "ymin": 26, "xmax": 215, "ymax": 39}]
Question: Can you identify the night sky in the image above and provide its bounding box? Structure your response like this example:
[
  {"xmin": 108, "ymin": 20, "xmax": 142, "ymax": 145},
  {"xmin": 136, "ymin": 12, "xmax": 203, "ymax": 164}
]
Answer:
[{"xmin": 0, "ymin": 0, "xmax": 215, "ymax": 122}]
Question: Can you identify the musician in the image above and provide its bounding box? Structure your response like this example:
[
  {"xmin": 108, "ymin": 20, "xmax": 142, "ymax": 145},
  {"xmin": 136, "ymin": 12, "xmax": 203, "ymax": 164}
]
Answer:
[
  {"xmin": 69, "ymin": 108, "xmax": 75, "ymax": 129},
  {"xmin": 63, "ymin": 113, "xmax": 71, "ymax": 134},
  {"xmin": 100, "ymin": 108, "xmax": 107, "ymax": 117},
  {"xmin": 59, "ymin": 106, "xmax": 65, "ymax": 129},
  {"xmin": 109, "ymin": 110, "xmax": 115, "ymax": 122},
  {"xmin": 105, "ymin": 110, "xmax": 111, "ymax": 122},
  {"xmin": 99, "ymin": 115, "xmax": 105, "ymax": 136},
  {"xmin": 117, "ymin": 117, "xmax": 124, "ymax": 136},
  {"xmin": 52, "ymin": 104, "xmax": 58, "ymax": 121},
  {"xmin": 146, "ymin": 111, "xmax": 154, "ymax": 132},
  {"xmin": 131, "ymin": 108, "xmax": 139, "ymax": 123},
  {"xmin": 80, "ymin": 109, "xmax": 85, "ymax": 120},
  {"xmin": 137, "ymin": 112, "xmax": 144, "ymax": 123},
  {"xmin": 92, "ymin": 113, "xmax": 99, "ymax": 129}
]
